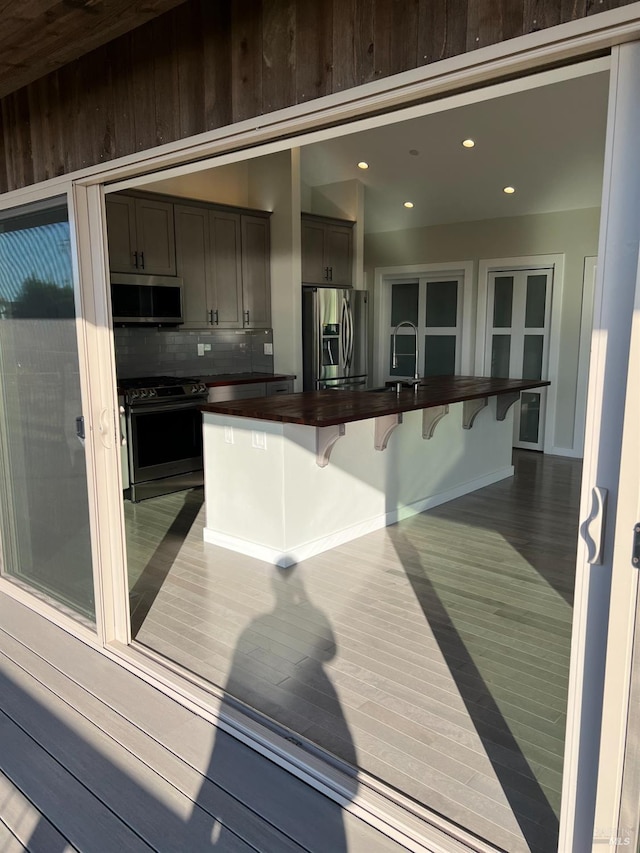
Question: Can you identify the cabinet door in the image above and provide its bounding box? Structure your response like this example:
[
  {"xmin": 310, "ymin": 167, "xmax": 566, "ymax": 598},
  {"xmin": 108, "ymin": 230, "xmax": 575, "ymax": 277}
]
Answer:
[
  {"xmin": 301, "ymin": 219, "xmax": 327, "ymax": 283},
  {"xmin": 210, "ymin": 212, "xmax": 243, "ymax": 328},
  {"xmin": 241, "ymin": 215, "xmax": 271, "ymax": 328},
  {"xmin": 175, "ymin": 205, "xmax": 210, "ymax": 328},
  {"xmin": 106, "ymin": 196, "xmax": 137, "ymax": 273},
  {"xmin": 135, "ymin": 198, "xmax": 176, "ymax": 275},
  {"xmin": 326, "ymin": 223, "xmax": 353, "ymax": 286},
  {"xmin": 207, "ymin": 382, "xmax": 267, "ymax": 402}
]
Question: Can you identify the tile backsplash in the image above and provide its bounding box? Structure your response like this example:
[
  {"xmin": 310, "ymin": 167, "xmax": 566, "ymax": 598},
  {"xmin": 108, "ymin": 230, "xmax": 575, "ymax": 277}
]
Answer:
[{"xmin": 114, "ymin": 327, "xmax": 274, "ymax": 378}]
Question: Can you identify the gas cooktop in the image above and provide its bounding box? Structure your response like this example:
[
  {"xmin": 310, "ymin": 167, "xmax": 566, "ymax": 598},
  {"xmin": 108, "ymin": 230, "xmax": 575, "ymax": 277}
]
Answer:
[{"xmin": 119, "ymin": 375, "xmax": 208, "ymax": 404}]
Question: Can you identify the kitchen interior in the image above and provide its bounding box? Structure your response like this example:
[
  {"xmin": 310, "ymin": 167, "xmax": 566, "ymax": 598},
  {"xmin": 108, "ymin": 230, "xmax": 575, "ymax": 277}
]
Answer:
[{"xmin": 113, "ymin": 65, "xmax": 608, "ymax": 853}]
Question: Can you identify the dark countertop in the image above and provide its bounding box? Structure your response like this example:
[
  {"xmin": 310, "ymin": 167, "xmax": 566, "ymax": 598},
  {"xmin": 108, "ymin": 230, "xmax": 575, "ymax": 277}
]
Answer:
[
  {"xmin": 201, "ymin": 375, "xmax": 551, "ymax": 427},
  {"xmin": 199, "ymin": 373, "xmax": 296, "ymax": 387}
]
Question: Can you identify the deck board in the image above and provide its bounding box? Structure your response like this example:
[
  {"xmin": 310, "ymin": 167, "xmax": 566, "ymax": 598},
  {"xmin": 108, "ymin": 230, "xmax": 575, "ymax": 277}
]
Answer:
[{"xmin": 0, "ymin": 596, "xmax": 410, "ymax": 853}]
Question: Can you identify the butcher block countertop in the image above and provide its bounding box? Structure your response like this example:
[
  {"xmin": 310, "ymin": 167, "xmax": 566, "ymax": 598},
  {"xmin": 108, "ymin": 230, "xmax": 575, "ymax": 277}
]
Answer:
[{"xmin": 201, "ymin": 375, "xmax": 551, "ymax": 427}]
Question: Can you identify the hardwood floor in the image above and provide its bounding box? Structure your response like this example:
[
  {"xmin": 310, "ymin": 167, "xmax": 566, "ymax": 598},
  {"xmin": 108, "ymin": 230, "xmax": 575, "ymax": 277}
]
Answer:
[{"xmin": 125, "ymin": 450, "xmax": 581, "ymax": 853}]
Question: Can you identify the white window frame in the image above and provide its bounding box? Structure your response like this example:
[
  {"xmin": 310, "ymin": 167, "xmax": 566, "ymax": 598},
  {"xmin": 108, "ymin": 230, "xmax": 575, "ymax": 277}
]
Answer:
[{"xmin": 373, "ymin": 261, "xmax": 474, "ymax": 387}]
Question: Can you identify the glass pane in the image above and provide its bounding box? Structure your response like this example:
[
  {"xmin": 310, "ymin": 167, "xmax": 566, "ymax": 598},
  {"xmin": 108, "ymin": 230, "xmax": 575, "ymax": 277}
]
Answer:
[
  {"xmin": 525, "ymin": 274, "xmax": 547, "ymax": 328},
  {"xmin": 493, "ymin": 276, "xmax": 513, "ymax": 327},
  {"xmin": 523, "ymin": 335, "xmax": 544, "ymax": 380},
  {"xmin": 426, "ymin": 280, "xmax": 457, "ymax": 327},
  {"xmin": 424, "ymin": 335, "xmax": 456, "ymax": 376},
  {"xmin": 0, "ymin": 199, "xmax": 94, "ymax": 621},
  {"xmin": 519, "ymin": 392, "xmax": 541, "ymax": 443},
  {"xmin": 389, "ymin": 333, "xmax": 417, "ymax": 377},
  {"xmin": 491, "ymin": 335, "xmax": 511, "ymax": 378},
  {"xmin": 390, "ymin": 281, "xmax": 419, "ymax": 326}
]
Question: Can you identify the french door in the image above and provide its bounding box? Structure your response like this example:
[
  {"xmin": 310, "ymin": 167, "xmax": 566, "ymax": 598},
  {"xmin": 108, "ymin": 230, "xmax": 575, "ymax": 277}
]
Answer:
[{"xmin": 485, "ymin": 268, "xmax": 553, "ymax": 450}]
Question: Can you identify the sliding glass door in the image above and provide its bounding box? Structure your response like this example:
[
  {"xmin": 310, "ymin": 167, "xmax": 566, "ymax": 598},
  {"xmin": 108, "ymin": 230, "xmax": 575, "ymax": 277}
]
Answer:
[{"xmin": 0, "ymin": 197, "xmax": 95, "ymax": 621}]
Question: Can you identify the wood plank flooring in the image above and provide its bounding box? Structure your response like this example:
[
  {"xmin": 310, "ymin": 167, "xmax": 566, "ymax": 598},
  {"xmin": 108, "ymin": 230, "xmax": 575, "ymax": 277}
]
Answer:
[{"xmin": 127, "ymin": 450, "xmax": 582, "ymax": 853}]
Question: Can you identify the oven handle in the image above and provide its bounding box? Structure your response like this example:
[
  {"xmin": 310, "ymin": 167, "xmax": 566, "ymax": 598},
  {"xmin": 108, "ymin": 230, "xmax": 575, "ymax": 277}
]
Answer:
[{"xmin": 127, "ymin": 399, "xmax": 208, "ymax": 416}]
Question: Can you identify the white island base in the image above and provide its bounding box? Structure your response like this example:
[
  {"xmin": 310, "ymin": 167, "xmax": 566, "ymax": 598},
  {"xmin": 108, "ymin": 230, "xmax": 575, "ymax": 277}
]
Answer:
[{"xmin": 202, "ymin": 398, "xmax": 514, "ymax": 568}]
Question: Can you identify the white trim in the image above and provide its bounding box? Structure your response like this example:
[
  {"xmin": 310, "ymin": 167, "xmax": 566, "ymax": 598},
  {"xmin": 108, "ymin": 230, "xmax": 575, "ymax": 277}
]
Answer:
[
  {"xmin": 476, "ymin": 254, "xmax": 565, "ymax": 454},
  {"xmin": 204, "ymin": 462, "xmax": 512, "ymax": 568},
  {"xmin": 373, "ymin": 261, "xmax": 474, "ymax": 386},
  {"xmin": 574, "ymin": 257, "xmax": 597, "ymax": 458},
  {"xmin": 559, "ymin": 41, "xmax": 640, "ymax": 853}
]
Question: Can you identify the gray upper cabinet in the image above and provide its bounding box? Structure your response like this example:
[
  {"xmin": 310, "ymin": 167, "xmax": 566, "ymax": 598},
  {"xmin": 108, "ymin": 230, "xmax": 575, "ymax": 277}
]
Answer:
[
  {"xmin": 106, "ymin": 194, "xmax": 176, "ymax": 276},
  {"xmin": 301, "ymin": 214, "xmax": 353, "ymax": 286},
  {"xmin": 175, "ymin": 203, "xmax": 270, "ymax": 330},
  {"xmin": 241, "ymin": 214, "xmax": 271, "ymax": 328}
]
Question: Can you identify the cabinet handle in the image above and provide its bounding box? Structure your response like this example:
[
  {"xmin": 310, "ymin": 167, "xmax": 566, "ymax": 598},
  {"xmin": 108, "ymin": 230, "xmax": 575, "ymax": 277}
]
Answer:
[
  {"xmin": 208, "ymin": 309, "xmax": 214, "ymax": 325},
  {"xmin": 133, "ymin": 250, "xmax": 139, "ymax": 268},
  {"xmin": 328, "ymin": 266, "xmax": 333, "ymax": 281},
  {"xmin": 213, "ymin": 309, "xmax": 219, "ymax": 325},
  {"xmin": 140, "ymin": 251, "xmax": 145, "ymax": 270},
  {"xmin": 324, "ymin": 266, "xmax": 329, "ymax": 281},
  {"xmin": 244, "ymin": 310, "xmax": 250, "ymax": 325}
]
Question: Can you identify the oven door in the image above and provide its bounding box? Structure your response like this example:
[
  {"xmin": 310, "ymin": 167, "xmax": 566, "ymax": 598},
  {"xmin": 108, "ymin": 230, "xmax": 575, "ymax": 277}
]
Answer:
[{"xmin": 126, "ymin": 399, "xmax": 204, "ymax": 499}]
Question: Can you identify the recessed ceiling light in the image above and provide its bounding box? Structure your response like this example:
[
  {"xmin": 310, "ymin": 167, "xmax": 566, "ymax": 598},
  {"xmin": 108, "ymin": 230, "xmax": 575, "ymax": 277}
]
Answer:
[
  {"xmin": 409, "ymin": 149, "xmax": 419, "ymax": 156},
  {"xmin": 357, "ymin": 161, "xmax": 369, "ymax": 170},
  {"xmin": 462, "ymin": 139, "xmax": 475, "ymax": 148},
  {"xmin": 403, "ymin": 201, "xmax": 414, "ymax": 209},
  {"xmin": 503, "ymin": 186, "xmax": 516, "ymax": 194}
]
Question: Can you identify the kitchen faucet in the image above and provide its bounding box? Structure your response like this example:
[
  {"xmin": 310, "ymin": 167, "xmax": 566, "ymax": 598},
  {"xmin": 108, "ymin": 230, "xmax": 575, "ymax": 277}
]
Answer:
[{"xmin": 391, "ymin": 320, "xmax": 420, "ymax": 388}]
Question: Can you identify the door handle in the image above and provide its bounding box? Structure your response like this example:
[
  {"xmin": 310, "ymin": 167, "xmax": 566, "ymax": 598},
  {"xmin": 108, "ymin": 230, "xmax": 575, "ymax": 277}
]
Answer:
[
  {"xmin": 580, "ymin": 486, "xmax": 608, "ymax": 565},
  {"xmin": 98, "ymin": 407, "xmax": 113, "ymax": 449}
]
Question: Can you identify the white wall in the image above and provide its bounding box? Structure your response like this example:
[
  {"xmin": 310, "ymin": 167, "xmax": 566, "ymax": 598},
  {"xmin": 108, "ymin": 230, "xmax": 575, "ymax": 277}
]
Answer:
[
  {"xmin": 248, "ymin": 151, "xmax": 302, "ymax": 386},
  {"xmin": 365, "ymin": 207, "xmax": 601, "ymax": 454},
  {"xmin": 143, "ymin": 161, "xmax": 250, "ymax": 206}
]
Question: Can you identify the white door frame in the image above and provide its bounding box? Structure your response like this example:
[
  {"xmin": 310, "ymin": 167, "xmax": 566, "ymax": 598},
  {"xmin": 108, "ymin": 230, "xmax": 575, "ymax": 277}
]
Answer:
[
  {"xmin": 559, "ymin": 40, "xmax": 640, "ymax": 853},
  {"xmin": 476, "ymin": 254, "xmax": 564, "ymax": 454},
  {"xmin": 373, "ymin": 261, "xmax": 474, "ymax": 386}
]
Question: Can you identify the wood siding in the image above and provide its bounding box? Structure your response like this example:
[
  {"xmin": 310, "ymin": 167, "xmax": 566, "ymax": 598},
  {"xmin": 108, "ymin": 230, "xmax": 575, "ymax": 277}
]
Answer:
[{"xmin": 0, "ymin": 0, "xmax": 636, "ymax": 194}]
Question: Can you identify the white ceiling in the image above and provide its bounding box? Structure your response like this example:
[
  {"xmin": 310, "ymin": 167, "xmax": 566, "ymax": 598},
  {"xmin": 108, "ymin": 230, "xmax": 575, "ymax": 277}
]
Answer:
[{"xmin": 300, "ymin": 70, "xmax": 610, "ymax": 235}]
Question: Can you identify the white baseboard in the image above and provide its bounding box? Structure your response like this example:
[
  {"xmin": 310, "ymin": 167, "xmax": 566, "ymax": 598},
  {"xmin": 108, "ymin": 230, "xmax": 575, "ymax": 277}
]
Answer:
[
  {"xmin": 550, "ymin": 445, "xmax": 583, "ymax": 459},
  {"xmin": 204, "ymin": 465, "xmax": 514, "ymax": 567}
]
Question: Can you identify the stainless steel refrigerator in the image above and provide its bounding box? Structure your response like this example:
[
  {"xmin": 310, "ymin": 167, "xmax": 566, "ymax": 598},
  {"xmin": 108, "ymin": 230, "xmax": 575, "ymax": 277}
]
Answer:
[{"xmin": 302, "ymin": 286, "xmax": 369, "ymax": 391}]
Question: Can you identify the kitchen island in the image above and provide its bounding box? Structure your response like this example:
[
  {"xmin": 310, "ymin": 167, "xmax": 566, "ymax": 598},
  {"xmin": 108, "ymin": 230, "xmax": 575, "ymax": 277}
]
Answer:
[{"xmin": 201, "ymin": 376, "xmax": 550, "ymax": 567}]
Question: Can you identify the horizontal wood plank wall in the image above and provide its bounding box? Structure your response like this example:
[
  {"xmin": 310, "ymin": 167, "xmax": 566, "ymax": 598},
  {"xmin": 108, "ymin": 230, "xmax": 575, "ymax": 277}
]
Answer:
[{"xmin": 0, "ymin": 0, "xmax": 636, "ymax": 193}]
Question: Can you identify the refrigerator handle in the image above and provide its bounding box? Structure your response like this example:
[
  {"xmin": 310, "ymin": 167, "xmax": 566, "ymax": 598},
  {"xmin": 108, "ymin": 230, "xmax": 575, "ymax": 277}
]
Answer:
[
  {"xmin": 341, "ymin": 297, "xmax": 349, "ymax": 371},
  {"xmin": 345, "ymin": 298, "xmax": 354, "ymax": 369},
  {"xmin": 314, "ymin": 292, "xmax": 322, "ymax": 387}
]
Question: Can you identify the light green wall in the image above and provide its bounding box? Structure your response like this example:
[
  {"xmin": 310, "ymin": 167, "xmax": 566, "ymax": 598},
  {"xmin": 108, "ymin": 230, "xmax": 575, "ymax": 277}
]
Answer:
[{"xmin": 364, "ymin": 207, "xmax": 601, "ymax": 453}]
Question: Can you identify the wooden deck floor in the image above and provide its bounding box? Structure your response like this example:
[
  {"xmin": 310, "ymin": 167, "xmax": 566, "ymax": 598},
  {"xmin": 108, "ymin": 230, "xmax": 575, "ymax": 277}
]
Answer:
[
  {"xmin": 126, "ymin": 450, "xmax": 581, "ymax": 853},
  {"xmin": 0, "ymin": 592, "xmax": 416, "ymax": 853}
]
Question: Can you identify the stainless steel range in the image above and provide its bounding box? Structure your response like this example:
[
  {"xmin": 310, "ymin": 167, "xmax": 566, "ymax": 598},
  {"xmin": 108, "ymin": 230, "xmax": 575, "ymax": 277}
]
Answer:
[{"xmin": 119, "ymin": 376, "xmax": 209, "ymax": 502}]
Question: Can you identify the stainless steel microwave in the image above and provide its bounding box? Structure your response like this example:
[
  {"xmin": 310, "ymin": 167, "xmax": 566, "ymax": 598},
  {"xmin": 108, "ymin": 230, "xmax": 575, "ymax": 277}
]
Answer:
[{"xmin": 110, "ymin": 273, "xmax": 184, "ymax": 325}]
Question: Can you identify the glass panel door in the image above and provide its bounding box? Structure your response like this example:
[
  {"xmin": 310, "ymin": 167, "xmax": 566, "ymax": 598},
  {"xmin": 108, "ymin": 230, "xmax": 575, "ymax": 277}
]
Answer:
[
  {"xmin": 0, "ymin": 198, "xmax": 95, "ymax": 622},
  {"xmin": 387, "ymin": 276, "xmax": 462, "ymax": 381},
  {"xmin": 486, "ymin": 268, "xmax": 553, "ymax": 450}
]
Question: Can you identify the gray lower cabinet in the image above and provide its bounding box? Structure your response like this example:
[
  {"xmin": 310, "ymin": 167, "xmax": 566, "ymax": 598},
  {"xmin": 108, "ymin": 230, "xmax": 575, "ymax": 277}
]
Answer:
[
  {"xmin": 176, "ymin": 204, "xmax": 271, "ymax": 330},
  {"xmin": 106, "ymin": 194, "xmax": 176, "ymax": 276},
  {"xmin": 207, "ymin": 379, "xmax": 293, "ymax": 403},
  {"xmin": 265, "ymin": 380, "xmax": 294, "ymax": 395}
]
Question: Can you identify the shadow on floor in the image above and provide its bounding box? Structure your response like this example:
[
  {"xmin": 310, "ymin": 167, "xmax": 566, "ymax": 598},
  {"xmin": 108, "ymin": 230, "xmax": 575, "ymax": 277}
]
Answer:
[{"xmin": 129, "ymin": 488, "xmax": 204, "ymax": 637}]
